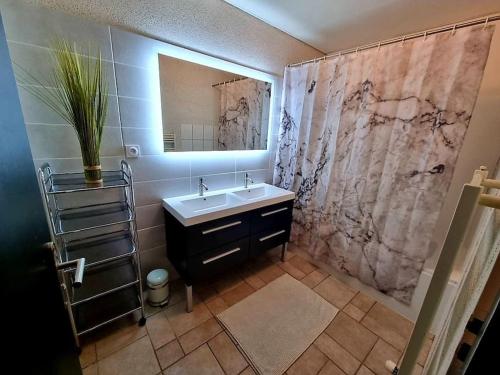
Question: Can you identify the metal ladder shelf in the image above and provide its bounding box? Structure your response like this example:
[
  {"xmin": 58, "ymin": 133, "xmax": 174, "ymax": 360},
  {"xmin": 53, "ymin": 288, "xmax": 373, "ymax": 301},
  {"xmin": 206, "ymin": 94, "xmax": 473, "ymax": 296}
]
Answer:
[{"xmin": 38, "ymin": 160, "xmax": 146, "ymax": 348}]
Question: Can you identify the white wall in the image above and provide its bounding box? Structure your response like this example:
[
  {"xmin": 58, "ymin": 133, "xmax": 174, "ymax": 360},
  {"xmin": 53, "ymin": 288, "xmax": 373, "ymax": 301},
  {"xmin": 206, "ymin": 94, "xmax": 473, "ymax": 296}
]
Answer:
[{"xmin": 0, "ymin": 0, "xmax": 321, "ymax": 280}]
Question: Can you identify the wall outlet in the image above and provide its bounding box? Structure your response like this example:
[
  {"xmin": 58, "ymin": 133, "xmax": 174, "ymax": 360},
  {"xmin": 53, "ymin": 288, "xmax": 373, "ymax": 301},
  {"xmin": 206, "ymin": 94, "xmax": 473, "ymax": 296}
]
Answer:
[{"xmin": 125, "ymin": 145, "xmax": 141, "ymax": 158}]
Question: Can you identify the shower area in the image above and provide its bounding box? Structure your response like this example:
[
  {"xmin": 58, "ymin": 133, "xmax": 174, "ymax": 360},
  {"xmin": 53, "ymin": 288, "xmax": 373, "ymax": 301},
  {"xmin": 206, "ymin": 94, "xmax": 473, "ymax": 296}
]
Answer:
[{"xmin": 273, "ymin": 19, "xmax": 499, "ymax": 338}]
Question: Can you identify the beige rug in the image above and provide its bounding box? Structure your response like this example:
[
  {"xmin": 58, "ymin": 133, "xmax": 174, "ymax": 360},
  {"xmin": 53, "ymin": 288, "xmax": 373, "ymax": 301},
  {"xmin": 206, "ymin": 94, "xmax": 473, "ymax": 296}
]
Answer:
[{"xmin": 217, "ymin": 273, "xmax": 338, "ymax": 375}]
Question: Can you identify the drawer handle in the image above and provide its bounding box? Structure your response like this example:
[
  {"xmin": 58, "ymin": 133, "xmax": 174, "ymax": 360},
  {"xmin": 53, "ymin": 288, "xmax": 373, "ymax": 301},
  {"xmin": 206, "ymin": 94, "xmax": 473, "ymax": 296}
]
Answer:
[
  {"xmin": 259, "ymin": 229, "xmax": 286, "ymax": 242},
  {"xmin": 202, "ymin": 221, "xmax": 242, "ymax": 235},
  {"xmin": 202, "ymin": 247, "xmax": 241, "ymax": 264},
  {"xmin": 261, "ymin": 207, "xmax": 288, "ymax": 217}
]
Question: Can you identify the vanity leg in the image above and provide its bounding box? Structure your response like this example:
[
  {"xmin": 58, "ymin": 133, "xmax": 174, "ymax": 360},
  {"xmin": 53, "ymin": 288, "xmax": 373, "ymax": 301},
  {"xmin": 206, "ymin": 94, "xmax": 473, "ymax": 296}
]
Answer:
[
  {"xmin": 186, "ymin": 284, "xmax": 193, "ymax": 313},
  {"xmin": 281, "ymin": 242, "xmax": 288, "ymax": 262}
]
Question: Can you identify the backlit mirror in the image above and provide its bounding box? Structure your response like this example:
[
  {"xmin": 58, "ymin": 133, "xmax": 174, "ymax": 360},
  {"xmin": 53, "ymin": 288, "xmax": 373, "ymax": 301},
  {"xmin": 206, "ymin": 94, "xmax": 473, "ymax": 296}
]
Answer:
[{"xmin": 159, "ymin": 54, "xmax": 272, "ymax": 152}]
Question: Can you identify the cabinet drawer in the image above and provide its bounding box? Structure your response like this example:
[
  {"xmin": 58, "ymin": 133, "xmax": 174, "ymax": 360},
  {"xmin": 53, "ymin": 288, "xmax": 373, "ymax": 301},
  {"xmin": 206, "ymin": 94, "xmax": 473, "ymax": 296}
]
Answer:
[
  {"xmin": 250, "ymin": 226, "xmax": 290, "ymax": 257},
  {"xmin": 251, "ymin": 200, "xmax": 293, "ymax": 234},
  {"xmin": 188, "ymin": 238, "xmax": 249, "ymax": 280},
  {"xmin": 186, "ymin": 212, "xmax": 250, "ymax": 255}
]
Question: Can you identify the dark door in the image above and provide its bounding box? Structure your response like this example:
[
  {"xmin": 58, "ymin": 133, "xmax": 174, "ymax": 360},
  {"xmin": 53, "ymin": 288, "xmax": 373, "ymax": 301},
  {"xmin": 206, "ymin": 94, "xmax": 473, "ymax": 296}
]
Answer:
[{"xmin": 0, "ymin": 12, "xmax": 81, "ymax": 375}]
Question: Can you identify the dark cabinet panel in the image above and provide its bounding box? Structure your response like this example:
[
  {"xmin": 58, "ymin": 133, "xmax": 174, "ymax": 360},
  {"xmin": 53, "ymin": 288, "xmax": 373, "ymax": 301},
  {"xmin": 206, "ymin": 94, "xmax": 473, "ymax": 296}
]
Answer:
[
  {"xmin": 185, "ymin": 212, "xmax": 250, "ymax": 255},
  {"xmin": 188, "ymin": 237, "xmax": 249, "ymax": 281},
  {"xmin": 250, "ymin": 226, "xmax": 291, "ymax": 257},
  {"xmin": 251, "ymin": 200, "xmax": 293, "ymax": 234}
]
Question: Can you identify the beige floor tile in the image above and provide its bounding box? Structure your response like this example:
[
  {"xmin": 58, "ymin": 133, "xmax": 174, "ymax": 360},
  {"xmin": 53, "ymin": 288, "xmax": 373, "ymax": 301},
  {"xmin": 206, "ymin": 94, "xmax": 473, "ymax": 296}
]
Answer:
[
  {"xmin": 178, "ymin": 318, "xmax": 222, "ymax": 354},
  {"xmin": 240, "ymin": 366, "xmax": 257, "ymax": 375},
  {"xmin": 244, "ymin": 274, "xmax": 266, "ymax": 289},
  {"xmin": 278, "ymin": 260, "xmax": 306, "ymax": 280},
  {"xmin": 364, "ymin": 339, "xmax": 401, "ymax": 375},
  {"xmin": 314, "ymin": 333, "xmax": 361, "ymax": 375},
  {"xmin": 165, "ymin": 300, "xmax": 212, "ymax": 336},
  {"xmin": 206, "ymin": 296, "xmax": 229, "ymax": 315},
  {"xmin": 147, "ymin": 311, "xmax": 176, "ymax": 349},
  {"xmin": 156, "ymin": 339, "xmax": 185, "ymax": 370},
  {"xmin": 98, "ymin": 336, "xmax": 160, "ymax": 375},
  {"xmin": 343, "ymin": 303, "xmax": 365, "ymax": 321},
  {"xmin": 220, "ymin": 281, "xmax": 255, "ymax": 306},
  {"xmin": 164, "ymin": 344, "xmax": 224, "ymax": 375},
  {"xmin": 361, "ymin": 303, "xmax": 413, "ymax": 351},
  {"xmin": 314, "ymin": 276, "xmax": 357, "ymax": 309},
  {"xmin": 356, "ymin": 365, "xmax": 375, "ymax": 375},
  {"xmin": 301, "ymin": 269, "xmax": 329, "ymax": 288},
  {"xmin": 350, "ymin": 293, "xmax": 376, "ymax": 313},
  {"xmin": 255, "ymin": 263, "xmax": 286, "ymax": 283},
  {"xmin": 82, "ymin": 363, "xmax": 98, "ymax": 375},
  {"xmin": 318, "ymin": 360, "xmax": 345, "ymax": 375},
  {"xmin": 95, "ymin": 321, "xmax": 147, "ymax": 359},
  {"xmin": 79, "ymin": 342, "xmax": 96, "ymax": 368},
  {"xmin": 288, "ymin": 255, "xmax": 317, "ymax": 275},
  {"xmin": 325, "ymin": 312, "xmax": 377, "ymax": 361},
  {"xmin": 287, "ymin": 345, "xmax": 328, "ymax": 375},
  {"xmin": 208, "ymin": 332, "xmax": 248, "ymax": 375}
]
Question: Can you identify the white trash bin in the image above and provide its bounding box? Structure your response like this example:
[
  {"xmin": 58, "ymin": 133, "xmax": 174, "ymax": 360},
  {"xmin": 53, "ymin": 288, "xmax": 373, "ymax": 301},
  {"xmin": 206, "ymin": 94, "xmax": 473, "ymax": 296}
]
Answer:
[{"xmin": 147, "ymin": 269, "xmax": 169, "ymax": 307}]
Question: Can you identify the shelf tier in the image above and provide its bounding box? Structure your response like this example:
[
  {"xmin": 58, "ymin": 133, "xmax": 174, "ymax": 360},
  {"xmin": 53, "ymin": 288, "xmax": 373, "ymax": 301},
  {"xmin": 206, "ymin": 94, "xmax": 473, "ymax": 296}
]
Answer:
[
  {"xmin": 74, "ymin": 286, "xmax": 141, "ymax": 335},
  {"xmin": 47, "ymin": 170, "xmax": 130, "ymax": 194},
  {"xmin": 70, "ymin": 259, "xmax": 139, "ymax": 306},
  {"xmin": 55, "ymin": 202, "xmax": 133, "ymax": 235},
  {"xmin": 65, "ymin": 231, "xmax": 136, "ymax": 268}
]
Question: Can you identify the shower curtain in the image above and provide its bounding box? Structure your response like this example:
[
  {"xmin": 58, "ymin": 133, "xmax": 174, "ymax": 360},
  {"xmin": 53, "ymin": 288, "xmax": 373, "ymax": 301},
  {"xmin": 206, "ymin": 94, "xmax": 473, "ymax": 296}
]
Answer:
[
  {"xmin": 217, "ymin": 78, "xmax": 271, "ymax": 150},
  {"xmin": 274, "ymin": 26, "xmax": 494, "ymax": 303}
]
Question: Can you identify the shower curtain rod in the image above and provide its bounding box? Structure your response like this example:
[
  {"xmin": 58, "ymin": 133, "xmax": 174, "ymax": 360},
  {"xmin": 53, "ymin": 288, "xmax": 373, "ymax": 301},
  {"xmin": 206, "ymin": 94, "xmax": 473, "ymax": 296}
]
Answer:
[
  {"xmin": 212, "ymin": 76, "xmax": 247, "ymax": 87},
  {"xmin": 288, "ymin": 13, "xmax": 500, "ymax": 67}
]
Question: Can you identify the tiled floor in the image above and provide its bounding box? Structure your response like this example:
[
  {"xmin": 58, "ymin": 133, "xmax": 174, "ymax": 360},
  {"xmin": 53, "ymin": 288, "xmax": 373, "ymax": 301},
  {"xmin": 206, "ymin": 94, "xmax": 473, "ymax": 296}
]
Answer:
[{"xmin": 79, "ymin": 247, "xmax": 432, "ymax": 375}]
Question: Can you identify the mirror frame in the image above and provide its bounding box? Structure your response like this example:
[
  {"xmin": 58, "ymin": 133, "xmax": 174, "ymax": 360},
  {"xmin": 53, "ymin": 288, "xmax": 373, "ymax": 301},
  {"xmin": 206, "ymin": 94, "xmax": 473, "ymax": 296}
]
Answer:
[{"xmin": 147, "ymin": 40, "xmax": 278, "ymax": 154}]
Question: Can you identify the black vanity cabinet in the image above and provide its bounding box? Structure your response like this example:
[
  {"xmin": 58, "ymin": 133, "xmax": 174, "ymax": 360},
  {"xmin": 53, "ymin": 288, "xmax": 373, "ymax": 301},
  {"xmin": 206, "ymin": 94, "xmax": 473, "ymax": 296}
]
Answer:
[{"xmin": 164, "ymin": 198, "xmax": 293, "ymax": 308}]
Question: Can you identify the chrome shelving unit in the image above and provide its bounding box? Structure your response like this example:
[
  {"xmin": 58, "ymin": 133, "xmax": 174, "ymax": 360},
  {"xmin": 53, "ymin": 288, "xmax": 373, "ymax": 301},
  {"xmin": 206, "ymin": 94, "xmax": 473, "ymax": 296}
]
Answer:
[{"xmin": 38, "ymin": 160, "xmax": 146, "ymax": 348}]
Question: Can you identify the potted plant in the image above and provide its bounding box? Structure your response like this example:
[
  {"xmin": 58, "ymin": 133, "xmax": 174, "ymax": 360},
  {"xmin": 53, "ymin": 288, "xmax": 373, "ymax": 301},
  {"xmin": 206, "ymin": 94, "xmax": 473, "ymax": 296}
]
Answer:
[{"xmin": 19, "ymin": 41, "xmax": 108, "ymax": 186}]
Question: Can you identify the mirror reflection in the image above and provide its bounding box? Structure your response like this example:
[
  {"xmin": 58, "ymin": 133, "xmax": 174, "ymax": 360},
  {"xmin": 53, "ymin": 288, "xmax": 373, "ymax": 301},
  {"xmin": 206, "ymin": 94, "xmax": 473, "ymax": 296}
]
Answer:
[{"xmin": 159, "ymin": 54, "xmax": 271, "ymax": 152}]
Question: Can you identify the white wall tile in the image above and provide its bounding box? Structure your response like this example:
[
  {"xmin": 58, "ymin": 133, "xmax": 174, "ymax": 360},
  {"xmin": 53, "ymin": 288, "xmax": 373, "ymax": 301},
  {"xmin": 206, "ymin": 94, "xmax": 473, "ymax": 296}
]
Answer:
[
  {"xmin": 192, "ymin": 140, "xmax": 203, "ymax": 151},
  {"xmin": 136, "ymin": 203, "xmax": 164, "ymax": 230},
  {"xmin": 137, "ymin": 225, "xmax": 166, "ymax": 252},
  {"xmin": 127, "ymin": 154, "xmax": 190, "ymax": 181},
  {"xmin": 114, "ymin": 62, "xmax": 155, "ymax": 100},
  {"xmin": 235, "ymin": 151, "xmax": 270, "ymax": 171},
  {"xmin": 190, "ymin": 172, "xmax": 236, "ymax": 193},
  {"xmin": 134, "ymin": 178, "xmax": 191, "ymax": 206},
  {"xmin": 190, "ymin": 152, "xmax": 235, "ymax": 176},
  {"xmin": 192, "ymin": 124, "xmax": 203, "ymax": 139},
  {"xmin": 235, "ymin": 169, "xmax": 271, "ymax": 186},
  {"xmin": 26, "ymin": 125, "xmax": 123, "ymax": 159},
  {"xmin": 181, "ymin": 140, "xmax": 192, "ymax": 151},
  {"xmin": 122, "ymin": 128, "xmax": 164, "ymax": 156},
  {"xmin": 0, "ymin": 0, "xmax": 113, "ymax": 60},
  {"xmin": 180, "ymin": 124, "xmax": 192, "ymax": 139},
  {"xmin": 18, "ymin": 89, "xmax": 120, "ymax": 127},
  {"xmin": 118, "ymin": 97, "xmax": 157, "ymax": 128},
  {"xmin": 203, "ymin": 125, "xmax": 214, "ymax": 140}
]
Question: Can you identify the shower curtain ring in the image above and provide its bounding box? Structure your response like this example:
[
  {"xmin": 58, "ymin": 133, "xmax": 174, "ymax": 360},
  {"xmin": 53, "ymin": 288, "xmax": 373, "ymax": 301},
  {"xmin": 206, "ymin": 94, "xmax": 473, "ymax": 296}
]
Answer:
[
  {"xmin": 423, "ymin": 31, "xmax": 428, "ymax": 41},
  {"xmin": 377, "ymin": 42, "xmax": 381, "ymax": 52},
  {"xmin": 355, "ymin": 47, "xmax": 359, "ymax": 56},
  {"xmin": 451, "ymin": 25, "xmax": 456, "ymax": 35},
  {"xmin": 401, "ymin": 36, "xmax": 407, "ymax": 46}
]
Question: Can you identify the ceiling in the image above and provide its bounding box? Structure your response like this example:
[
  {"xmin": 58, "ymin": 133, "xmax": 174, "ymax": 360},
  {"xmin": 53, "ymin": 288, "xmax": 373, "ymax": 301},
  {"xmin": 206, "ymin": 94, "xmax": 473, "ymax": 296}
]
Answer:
[{"xmin": 225, "ymin": 0, "xmax": 500, "ymax": 53}]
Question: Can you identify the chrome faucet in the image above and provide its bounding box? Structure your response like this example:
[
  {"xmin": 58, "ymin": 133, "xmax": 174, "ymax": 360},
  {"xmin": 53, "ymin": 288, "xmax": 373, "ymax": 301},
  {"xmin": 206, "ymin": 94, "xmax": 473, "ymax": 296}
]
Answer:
[
  {"xmin": 199, "ymin": 177, "xmax": 208, "ymax": 196},
  {"xmin": 244, "ymin": 173, "xmax": 254, "ymax": 189}
]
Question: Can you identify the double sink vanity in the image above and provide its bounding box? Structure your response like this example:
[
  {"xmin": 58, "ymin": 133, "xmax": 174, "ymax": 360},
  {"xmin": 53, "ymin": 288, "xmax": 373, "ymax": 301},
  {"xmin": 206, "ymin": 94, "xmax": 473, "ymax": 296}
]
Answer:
[{"xmin": 162, "ymin": 180, "xmax": 295, "ymax": 311}]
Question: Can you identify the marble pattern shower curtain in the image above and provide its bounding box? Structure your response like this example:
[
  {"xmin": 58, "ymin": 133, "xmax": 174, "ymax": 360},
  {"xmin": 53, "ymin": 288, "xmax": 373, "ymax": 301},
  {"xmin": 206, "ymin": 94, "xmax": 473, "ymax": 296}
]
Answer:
[
  {"xmin": 274, "ymin": 26, "xmax": 494, "ymax": 303},
  {"xmin": 217, "ymin": 78, "xmax": 271, "ymax": 150}
]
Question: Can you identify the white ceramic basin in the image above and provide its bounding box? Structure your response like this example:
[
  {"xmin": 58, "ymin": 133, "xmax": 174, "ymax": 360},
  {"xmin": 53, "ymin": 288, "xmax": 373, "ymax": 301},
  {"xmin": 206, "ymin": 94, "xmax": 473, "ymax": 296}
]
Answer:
[
  {"xmin": 162, "ymin": 183, "xmax": 295, "ymax": 226},
  {"xmin": 180, "ymin": 193, "xmax": 229, "ymax": 212},
  {"xmin": 231, "ymin": 185, "xmax": 269, "ymax": 201}
]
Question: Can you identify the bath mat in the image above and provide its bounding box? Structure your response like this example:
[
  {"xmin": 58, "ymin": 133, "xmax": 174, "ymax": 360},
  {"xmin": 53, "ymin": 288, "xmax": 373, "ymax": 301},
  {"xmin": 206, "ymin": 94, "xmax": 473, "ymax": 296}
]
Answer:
[{"xmin": 217, "ymin": 273, "xmax": 338, "ymax": 375}]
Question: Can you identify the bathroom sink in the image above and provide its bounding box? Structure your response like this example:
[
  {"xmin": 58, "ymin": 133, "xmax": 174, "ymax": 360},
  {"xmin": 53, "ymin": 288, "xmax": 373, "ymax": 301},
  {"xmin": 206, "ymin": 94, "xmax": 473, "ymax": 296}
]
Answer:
[
  {"xmin": 231, "ymin": 185, "xmax": 269, "ymax": 200},
  {"xmin": 180, "ymin": 193, "xmax": 230, "ymax": 212},
  {"xmin": 163, "ymin": 183, "xmax": 295, "ymax": 226}
]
